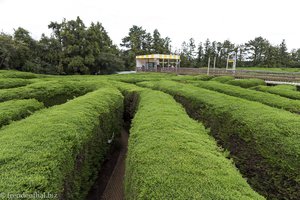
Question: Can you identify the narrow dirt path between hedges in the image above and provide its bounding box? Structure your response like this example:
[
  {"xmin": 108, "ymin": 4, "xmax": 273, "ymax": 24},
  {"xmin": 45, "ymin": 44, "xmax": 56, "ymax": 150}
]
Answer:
[{"xmin": 87, "ymin": 128, "xmax": 128, "ymax": 200}]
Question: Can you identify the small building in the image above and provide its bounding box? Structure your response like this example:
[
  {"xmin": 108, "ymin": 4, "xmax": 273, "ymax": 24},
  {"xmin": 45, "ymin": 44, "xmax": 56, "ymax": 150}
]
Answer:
[{"xmin": 136, "ymin": 54, "xmax": 180, "ymax": 72}]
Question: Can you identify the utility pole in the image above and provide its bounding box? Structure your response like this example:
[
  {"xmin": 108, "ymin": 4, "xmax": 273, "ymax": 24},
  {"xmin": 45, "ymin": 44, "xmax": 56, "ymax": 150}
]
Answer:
[
  {"xmin": 213, "ymin": 56, "xmax": 216, "ymax": 69},
  {"xmin": 207, "ymin": 57, "xmax": 211, "ymax": 75},
  {"xmin": 226, "ymin": 54, "xmax": 229, "ymax": 70}
]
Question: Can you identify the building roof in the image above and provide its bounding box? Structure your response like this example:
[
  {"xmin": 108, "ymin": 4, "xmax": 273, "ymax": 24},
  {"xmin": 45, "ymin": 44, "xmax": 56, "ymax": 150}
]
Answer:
[{"xmin": 136, "ymin": 54, "xmax": 180, "ymax": 60}]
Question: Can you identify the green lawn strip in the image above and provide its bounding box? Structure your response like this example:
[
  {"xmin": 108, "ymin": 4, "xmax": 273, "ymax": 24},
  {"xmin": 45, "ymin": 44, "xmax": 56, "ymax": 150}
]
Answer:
[
  {"xmin": 226, "ymin": 78, "xmax": 266, "ymax": 88},
  {"xmin": 115, "ymin": 82, "xmax": 264, "ymax": 199},
  {"xmin": 137, "ymin": 80, "xmax": 300, "ymax": 199},
  {"xmin": 0, "ymin": 80, "xmax": 101, "ymax": 106},
  {"xmin": 0, "ymin": 87, "xmax": 123, "ymax": 199},
  {"xmin": 0, "ymin": 99, "xmax": 44, "ymax": 127},
  {"xmin": 253, "ymin": 85, "xmax": 300, "ymax": 100},
  {"xmin": 210, "ymin": 76, "xmax": 235, "ymax": 83},
  {"xmin": 186, "ymin": 80, "xmax": 300, "ymax": 114}
]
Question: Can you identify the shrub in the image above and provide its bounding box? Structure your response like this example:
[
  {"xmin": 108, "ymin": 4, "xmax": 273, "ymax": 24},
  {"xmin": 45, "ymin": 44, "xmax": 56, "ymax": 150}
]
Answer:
[
  {"xmin": 0, "ymin": 70, "xmax": 44, "ymax": 79},
  {"xmin": 0, "ymin": 87, "xmax": 124, "ymax": 199},
  {"xmin": 253, "ymin": 85, "xmax": 300, "ymax": 100},
  {"xmin": 189, "ymin": 80, "xmax": 300, "ymax": 114},
  {"xmin": 210, "ymin": 76, "xmax": 234, "ymax": 83},
  {"xmin": 0, "ymin": 99, "xmax": 44, "ymax": 127},
  {"xmin": 226, "ymin": 78, "xmax": 265, "ymax": 88},
  {"xmin": 170, "ymin": 74, "xmax": 213, "ymax": 82},
  {"xmin": 138, "ymin": 80, "xmax": 300, "ymax": 199},
  {"xmin": 0, "ymin": 78, "xmax": 34, "ymax": 89},
  {"xmin": 0, "ymin": 80, "xmax": 98, "ymax": 106}
]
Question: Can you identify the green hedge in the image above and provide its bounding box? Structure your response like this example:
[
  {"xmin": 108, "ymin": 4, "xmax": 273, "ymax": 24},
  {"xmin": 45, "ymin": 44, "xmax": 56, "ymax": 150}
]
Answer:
[
  {"xmin": 253, "ymin": 85, "xmax": 300, "ymax": 100},
  {"xmin": 0, "ymin": 87, "xmax": 123, "ymax": 199},
  {"xmin": 170, "ymin": 74, "xmax": 213, "ymax": 82},
  {"xmin": 227, "ymin": 78, "xmax": 266, "ymax": 88},
  {"xmin": 0, "ymin": 70, "xmax": 43, "ymax": 79},
  {"xmin": 0, "ymin": 78, "xmax": 35, "ymax": 89},
  {"xmin": 137, "ymin": 80, "xmax": 300, "ymax": 199},
  {"xmin": 189, "ymin": 80, "xmax": 300, "ymax": 114},
  {"xmin": 210, "ymin": 75, "xmax": 235, "ymax": 83},
  {"xmin": 272, "ymin": 84, "xmax": 298, "ymax": 91},
  {"xmin": 108, "ymin": 72, "xmax": 174, "ymax": 84},
  {"xmin": 0, "ymin": 99, "xmax": 44, "ymax": 127},
  {"xmin": 0, "ymin": 80, "xmax": 98, "ymax": 106},
  {"xmin": 120, "ymin": 83, "xmax": 263, "ymax": 199}
]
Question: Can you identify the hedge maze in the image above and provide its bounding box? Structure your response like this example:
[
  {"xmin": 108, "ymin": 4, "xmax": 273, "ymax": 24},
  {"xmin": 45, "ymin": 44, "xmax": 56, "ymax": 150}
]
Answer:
[{"xmin": 0, "ymin": 71, "xmax": 299, "ymax": 199}]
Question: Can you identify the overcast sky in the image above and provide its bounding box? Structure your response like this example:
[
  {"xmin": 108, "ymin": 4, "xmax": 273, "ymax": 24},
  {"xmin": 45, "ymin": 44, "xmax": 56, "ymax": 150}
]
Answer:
[{"xmin": 0, "ymin": 0, "xmax": 299, "ymax": 51}]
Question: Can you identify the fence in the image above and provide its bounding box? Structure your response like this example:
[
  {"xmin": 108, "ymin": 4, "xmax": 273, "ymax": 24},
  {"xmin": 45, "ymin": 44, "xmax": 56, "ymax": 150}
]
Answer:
[{"xmin": 137, "ymin": 67, "xmax": 300, "ymax": 82}]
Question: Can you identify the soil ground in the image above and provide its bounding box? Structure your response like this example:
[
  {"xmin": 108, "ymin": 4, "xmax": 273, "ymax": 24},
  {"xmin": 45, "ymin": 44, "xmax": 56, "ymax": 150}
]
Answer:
[{"xmin": 87, "ymin": 128, "xmax": 128, "ymax": 200}]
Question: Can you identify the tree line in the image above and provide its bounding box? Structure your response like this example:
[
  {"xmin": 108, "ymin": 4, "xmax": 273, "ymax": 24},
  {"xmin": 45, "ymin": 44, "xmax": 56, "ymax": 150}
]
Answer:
[{"xmin": 0, "ymin": 16, "xmax": 299, "ymax": 74}]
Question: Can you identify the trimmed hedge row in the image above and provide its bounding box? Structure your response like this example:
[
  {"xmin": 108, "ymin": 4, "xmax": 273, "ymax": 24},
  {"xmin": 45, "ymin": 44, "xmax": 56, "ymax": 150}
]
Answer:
[
  {"xmin": 137, "ymin": 80, "xmax": 300, "ymax": 199},
  {"xmin": 210, "ymin": 75, "xmax": 235, "ymax": 83},
  {"xmin": 0, "ymin": 78, "xmax": 35, "ymax": 89},
  {"xmin": 0, "ymin": 70, "xmax": 43, "ymax": 79},
  {"xmin": 253, "ymin": 85, "xmax": 300, "ymax": 100},
  {"xmin": 108, "ymin": 72, "xmax": 174, "ymax": 84},
  {"xmin": 0, "ymin": 99, "xmax": 44, "ymax": 127},
  {"xmin": 170, "ymin": 74, "xmax": 212, "ymax": 81},
  {"xmin": 116, "ymin": 82, "xmax": 263, "ymax": 199},
  {"xmin": 189, "ymin": 80, "xmax": 300, "ymax": 114},
  {"xmin": 272, "ymin": 84, "xmax": 298, "ymax": 91},
  {"xmin": 227, "ymin": 78, "xmax": 266, "ymax": 88},
  {"xmin": 0, "ymin": 80, "xmax": 98, "ymax": 106},
  {"xmin": 0, "ymin": 87, "xmax": 124, "ymax": 199}
]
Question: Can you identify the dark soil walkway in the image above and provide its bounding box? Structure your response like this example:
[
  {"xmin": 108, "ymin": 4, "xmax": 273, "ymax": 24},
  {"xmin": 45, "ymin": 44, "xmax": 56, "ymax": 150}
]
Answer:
[{"xmin": 87, "ymin": 128, "xmax": 128, "ymax": 200}]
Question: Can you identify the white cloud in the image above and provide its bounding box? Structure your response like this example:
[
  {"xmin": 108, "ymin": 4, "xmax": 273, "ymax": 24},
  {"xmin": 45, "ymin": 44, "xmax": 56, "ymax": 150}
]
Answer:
[{"xmin": 0, "ymin": 0, "xmax": 299, "ymax": 50}]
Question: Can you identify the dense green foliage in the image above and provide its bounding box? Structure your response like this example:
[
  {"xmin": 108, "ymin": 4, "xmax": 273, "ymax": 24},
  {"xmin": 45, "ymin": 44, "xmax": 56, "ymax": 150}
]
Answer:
[
  {"xmin": 137, "ymin": 80, "xmax": 300, "ymax": 199},
  {"xmin": 188, "ymin": 80, "xmax": 300, "ymax": 113},
  {"xmin": 0, "ymin": 18, "xmax": 124, "ymax": 74},
  {"xmin": 0, "ymin": 99, "xmax": 44, "ymax": 127},
  {"xmin": 121, "ymin": 26, "xmax": 171, "ymax": 69},
  {"xmin": 226, "ymin": 78, "xmax": 266, "ymax": 88},
  {"xmin": 118, "ymin": 84, "xmax": 263, "ymax": 199},
  {"xmin": 2, "ymin": 16, "xmax": 300, "ymax": 73},
  {"xmin": 253, "ymin": 85, "xmax": 300, "ymax": 100},
  {"xmin": 0, "ymin": 80, "xmax": 97, "ymax": 106},
  {"xmin": 0, "ymin": 87, "xmax": 123, "ymax": 199}
]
